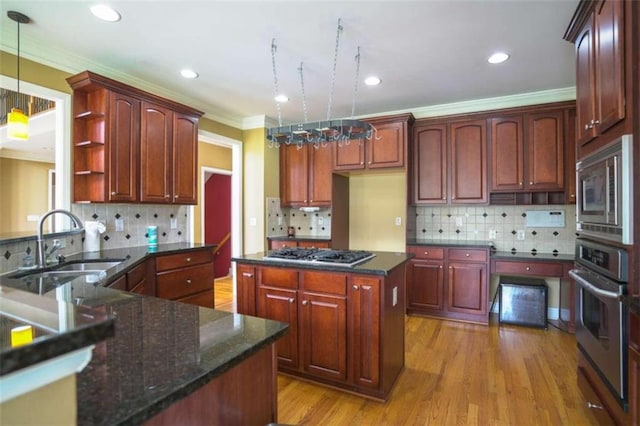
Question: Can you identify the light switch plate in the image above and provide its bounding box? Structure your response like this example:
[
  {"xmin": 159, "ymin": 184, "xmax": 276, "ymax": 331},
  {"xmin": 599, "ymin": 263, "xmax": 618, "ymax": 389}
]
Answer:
[
  {"xmin": 395, "ymin": 217, "xmax": 402, "ymax": 226},
  {"xmin": 170, "ymin": 218, "xmax": 178, "ymax": 229},
  {"xmin": 517, "ymin": 230, "xmax": 525, "ymax": 240},
  {"xmin": 115, "ymin": 218, "xmax": 124, "ymax": 232}
]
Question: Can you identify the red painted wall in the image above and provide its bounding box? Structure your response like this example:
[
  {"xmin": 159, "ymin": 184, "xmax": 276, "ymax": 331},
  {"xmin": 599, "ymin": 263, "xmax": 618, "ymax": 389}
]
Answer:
[{"xmin": 205, "ymin": 173, "xmax": 231, "ymax": 278}]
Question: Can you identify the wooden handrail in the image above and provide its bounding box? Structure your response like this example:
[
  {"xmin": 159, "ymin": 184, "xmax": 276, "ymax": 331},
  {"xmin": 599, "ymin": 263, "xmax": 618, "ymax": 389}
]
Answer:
[{"xmin": 215, "ymin": 232, "xmax": 231, "ymax": 255}]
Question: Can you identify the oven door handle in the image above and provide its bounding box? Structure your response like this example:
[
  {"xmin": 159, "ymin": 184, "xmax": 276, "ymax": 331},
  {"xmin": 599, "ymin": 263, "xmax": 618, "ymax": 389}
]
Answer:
[{"xmin": 569, "ymin": 270, "xmax": 620, "ymax": 300}]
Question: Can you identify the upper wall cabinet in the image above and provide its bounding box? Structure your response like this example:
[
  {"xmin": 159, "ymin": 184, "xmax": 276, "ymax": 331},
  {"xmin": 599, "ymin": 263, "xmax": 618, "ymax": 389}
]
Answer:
[
  {"xmin": 412, "ymin": 119, "xmax": 487, "ymax": 205},
  {"xmin": 67, "ymin": 71, "xmax": 203, "ymax": 204},
  {"xmin": 565, "ymin": 0, "xmax": 630, "ymax": 158},
  {"xmin": 333, "ymin": 113, "xmax": 414, "ymax": 172},
  {"xmin": 280, "ymin": 143, "xmax": 332, "ymax": 208}
]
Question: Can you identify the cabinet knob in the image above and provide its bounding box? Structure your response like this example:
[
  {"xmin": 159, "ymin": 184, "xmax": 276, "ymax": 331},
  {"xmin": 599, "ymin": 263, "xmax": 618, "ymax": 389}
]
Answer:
[
  {"xmin": 111, "ymin": 191, "xmax": 116, "ymax": 195},
  {"xmin": 309, "ymin": 199, "xmax": 313, "ymax": 202},
  {"xmin": 186, "ymin": 279, "xmax": 192, "ymax": 284},
  {"xmin": 424, "ymin": 251, "xmax": 428, "ymax": 255},
  {"xmin": 165, "ymin": 194, "xmax": 170, "ymax": 198},
  {"xmin": 584, "ymin": 123, "xmax": 590, "ymax": 131},
  {"xmin": 570, "ymin": 194, "xmax": 575, "ymax": 198},
  {"xmin": 242, "ymin": 272, "xmax": 253, "ymax": 278},
  {"xmin": 451, "ymin": 196, "xmax": 455, "ymax": 200},
  {"xmin": 302, "ymin": 300, "xmax": 308, "ymax": 306},
  {"xmin": 587, "ymin": 402, "xmax": 604, "ymax": 410},
  {"xmin": 519, "ymin": 182, "xmax": 522, "ymax": 186},
  {"xmin": 525, "ymin": 267, "xmax": 531, "ymax": 271},
  {"xmin": 368, "ymin": 161, "xmax": 371, "ymax": 165},
  {"xmin": 529, "ymin": 181, "xmax": 533, "ymax": 185},
  {"xmin": 439, "ymin": 265, "xmax": 443, "ymax": 269},
  {"xmin": 449, "ymin": 266, "xmax": 452, "ymax": 269},
  {"xmin": 443, "ymin": 197, "xmax": 446, "ymax": 200},
  {"xmin": 353, "ymin": 285, "xmax": 359, "ymax": 291},
  {"xmin": 174, "ymin": 195, "xmax": 178, "ymax": 199},
  {"xmin": 465, "ymin": 253, "xmax": 470, "ymax": 257},
  {"xmin": 304, "ymin": 200, "xmax": 307, "ymax": 203},
  {"xmin": 186, "ymin": 257, "xmax": 191, "ymax": 262},
  {"xmin": 360, "ymin": 162, "xmax": 364, "ymax": 165},
  {"xmin": 289, "ymin": 298, "xmax": 295, "ymax": 304},
  {"xmin": 594, "ymin": 119, "xmax": 600, "ymax": 125}
]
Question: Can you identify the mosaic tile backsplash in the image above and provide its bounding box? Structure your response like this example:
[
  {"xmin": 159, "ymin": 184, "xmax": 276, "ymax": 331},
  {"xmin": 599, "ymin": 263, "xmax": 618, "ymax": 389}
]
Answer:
[
  {"xmin": 415, "ymin": 204, "xmax": 577, "ymax": 254},
  {"xmin": 0, "ymin": 204, "xmax": 189, "ymax": 275},
  {"xmin": 266, "ymin": 197, "xmax": 332, "ymax": 238}
]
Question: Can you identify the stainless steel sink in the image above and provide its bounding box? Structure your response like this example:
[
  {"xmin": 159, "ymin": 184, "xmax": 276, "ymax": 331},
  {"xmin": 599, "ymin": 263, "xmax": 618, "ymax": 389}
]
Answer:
[
  {"xmin": 54, "ymin": 261, "xmax": 124, "ymax": 272},
  {"xmin": 9, "ymin": 259, "xmax": 125, "ymax": 279}
]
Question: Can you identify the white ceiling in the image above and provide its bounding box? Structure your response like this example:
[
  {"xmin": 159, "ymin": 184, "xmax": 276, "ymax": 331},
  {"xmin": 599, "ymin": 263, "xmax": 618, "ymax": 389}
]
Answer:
[{"xmin": 0, "ymin": 0, "xmax": 578, "ymax": 136}]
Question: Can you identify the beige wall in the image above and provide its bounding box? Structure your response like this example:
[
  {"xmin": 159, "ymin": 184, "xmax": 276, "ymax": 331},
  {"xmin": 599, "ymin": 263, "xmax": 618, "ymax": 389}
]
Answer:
[
  {"xmin": 193, "ymin": 142, "xmax": 233, "ymax": 243},
  {"xmin": 0, "ymin": 158, "xmax": 54, "ymax": 233},
  {"xmin": 349, "ymin": 171, "xmax": 406, "ymax": 252}
]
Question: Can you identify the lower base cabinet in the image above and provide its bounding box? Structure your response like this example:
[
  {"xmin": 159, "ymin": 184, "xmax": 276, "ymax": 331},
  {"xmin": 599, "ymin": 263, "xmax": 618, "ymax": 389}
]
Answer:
[
  {"xmin": 406, "ymin": 246, "xmax": 489, "ymax": 324},
  {"xmin": 236, "ymin": 262, "xmax": 405, "ymax": 401}
]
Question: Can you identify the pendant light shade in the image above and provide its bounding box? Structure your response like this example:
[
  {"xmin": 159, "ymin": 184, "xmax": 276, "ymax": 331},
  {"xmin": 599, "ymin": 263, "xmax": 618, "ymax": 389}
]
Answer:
[
  {"xmin": 7, "ymin": 108, "xmax": 29, "ymax": 140},
  {"xmin": 7, "ymin": 10, "xmax": 31, "ymax": 141}
]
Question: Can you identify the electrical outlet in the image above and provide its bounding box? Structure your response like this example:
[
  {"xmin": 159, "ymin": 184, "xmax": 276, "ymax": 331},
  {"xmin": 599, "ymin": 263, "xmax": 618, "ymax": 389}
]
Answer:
[
  {"xmin": 170, "ymin": 218, "xmax": 178, "ymax": 229},
  {"xmin": 53, "ymin": 238, "xmax": 66, "ymax": 248},
  {"xmin": 395, "ymin": 217, "xmax": 402, "ymax": 226},
  {"xmin": 249, "ymin": 217, "xmax": 257, "ymax": 226},
  {"xmin": 517, "ymin": 230, "xmax": 525, "ymax": 240},
  {"xmin": 489, "ymin": 229, "xmax": 497, "ymax": 240},
  {"xmin": 278, "ymin": 216, "xmax": 283, "ymax": 226},
  {"xmin": 455, "ymin": 216, "xmax": 463, "ymax": 226},
  {"xmin": 27, "ymin": 215, "xmax": 39, "ymax": 222},
  {"xmin": 115, "ymin": 218, "xmax": 124, "ymax": 231},
  {"xmin": 318, "ymin": 216, "xmax": 324, "ymax": 226}
]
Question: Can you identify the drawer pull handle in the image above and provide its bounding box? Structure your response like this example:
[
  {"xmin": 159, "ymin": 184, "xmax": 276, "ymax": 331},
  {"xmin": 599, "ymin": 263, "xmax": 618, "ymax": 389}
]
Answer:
[
  {"xmin": 186, "ymin": 279, "xmax": 192, "ymax": 284},
  {"xmin": 242, "ymin": 272, "xmax": 254, "ymax": 278},
  {"xmin": 525, "ymin": 267, "xmax": 530, "ymax": 271},
  {"xmin": 587, "ymin": 402, "xmax": 604, "ymax": 410},
  {"xmin": 302, "ymin": 300, "xmax": 308, "ymax": 306}
]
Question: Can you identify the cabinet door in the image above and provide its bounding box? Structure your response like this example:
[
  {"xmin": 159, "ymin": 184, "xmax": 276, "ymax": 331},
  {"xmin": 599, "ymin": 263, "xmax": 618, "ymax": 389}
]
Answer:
[
  {"xmin": 108, "ymin": 91, "xmax": 139, "ymax": 202},
  {"xmin": 447, "ymin": 261, "xmax": 487, "ymax": 317},
  {"xmin": 140, "ymin": 102, "xmax": 173, "ymax": 203},
  {"xmin": 594, "ymin": 0, "xmax": 625, "ymax": 135},
  {"xmin": 128, "ymin": 259, "xmax": 153, "ymax": 296},
  {"xmin": 333, "ymin": 140, "xmax": 365, "ymax": 171},
  {"xmin": 300, "ymin": 292, "xmax": 347, "ymax": 382},
  {"xmin": 413, "ymin": 125, "xmax": 447, "ymax": 204},
  {"xmin": 367, "ymin": 121, "xmax": 404, "ymax": 169},
  {"xmin": 406, "ymin": 260, "xmax": 444, "ymax": 312},
  {"xmin": 575, "ymin": 17, "xmax": 596, "ymax": 146},
  {"xmin": 280, "ymin": 143, "xmax": 309, "ymax": 206},
  {"xmin": 565, "ymin": 108, "xmax": 577, "ymax": 203},
  {"xmin": 236, "ymin": 264, "xmax": 257, "ymax": 316},
  {"xmin": 308, "ymin": 144, "xmax": 332, "ymax": 206},
  {"xmin": 350, "ymin": 275, "xmax": 380, "ymax": 389},
  {"xmin": 258, "ymin": 287, "xmax": 299, "ymax": 368},
  {"xmin": 490, "ymin": 116, "xmax": 524, "ymax": 191},
  {"xmin": 450, "ymin": 120, "xmax": 487, "ymax": 204},
  {"xmin": 525, "ymin": 111, "xmax": 564, "ymax": 191},
  {"xmin": 172, "ymin": 112, "xmax": 198, "ymax": 204}
]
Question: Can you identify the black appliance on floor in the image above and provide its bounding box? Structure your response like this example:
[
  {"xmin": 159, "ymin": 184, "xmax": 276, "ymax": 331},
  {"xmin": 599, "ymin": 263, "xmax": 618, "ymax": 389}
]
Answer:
[{"xmin": 498, "ymin": 276, "xmax": 548, "ymax": 329}]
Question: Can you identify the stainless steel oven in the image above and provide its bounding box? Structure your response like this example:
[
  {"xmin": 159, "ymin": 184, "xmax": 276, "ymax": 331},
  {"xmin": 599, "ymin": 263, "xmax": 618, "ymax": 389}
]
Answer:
[
  {"xmin": 569, "ymin": 238, "xmax": 628, "ymax": 408},
  {"xmin": 576, "ymin": 134, "xmax": 633, "ymax": 244}
]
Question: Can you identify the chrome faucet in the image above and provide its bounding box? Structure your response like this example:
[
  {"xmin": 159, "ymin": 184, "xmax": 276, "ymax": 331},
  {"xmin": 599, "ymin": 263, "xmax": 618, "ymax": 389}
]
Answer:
[{"xmin": 37, "ymin": 209, "xmax": 84, "ymax": 268}]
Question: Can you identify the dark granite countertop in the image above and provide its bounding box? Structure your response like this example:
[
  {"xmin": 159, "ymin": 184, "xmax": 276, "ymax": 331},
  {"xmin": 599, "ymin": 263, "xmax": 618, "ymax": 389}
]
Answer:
[
  {"xmin": 267, "ymin": 235, "xmax": 331, "ymax": 242},
  {"xmin": 0, "ymin": 286, "xmax": 115, "ymax": 376},
  {"xmin": 232, "ymin": 250, "xmax": 413, "ymax": 276},
  {"xmin": 76, "ymin": 295, "xmax": 288, "ymax": 425},
  {"xmin": 0, "ymin": 242, "xmax": 289, "ymax": 425},
  {"xmin": 406, "ymin": 238, "xmax": 495, "ymax": 249}
]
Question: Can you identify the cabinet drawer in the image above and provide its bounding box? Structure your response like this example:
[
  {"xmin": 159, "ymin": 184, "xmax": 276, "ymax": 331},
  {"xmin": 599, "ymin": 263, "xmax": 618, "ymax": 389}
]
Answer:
[
  {"xmin": 406, "ymin": 246, "xmax": 445, "ymax": 260},
  {"xmin": 259, "ymin": 267, "xmax": 299, "ymax": 289},
  {"xmin": 493, "ymin": 260, "xmax": 563, "ymax": 277},
  {"xmin": 177, "ymin": 290, "xmax": 214, "ymax": 309},
  {"xmin": 301, "ymin": 271, "xmax": 347, "ymax": 296},
  {"xmin": 448, "ymin": 248, "xmax": 487, "ymax": 262},
  {"xmin": 156, "ymin": 263, "xmax": 214, "ymax": 299},
  {"xmin": 156, "ymin": 249, "xmax": 212, "ymax": 272}
]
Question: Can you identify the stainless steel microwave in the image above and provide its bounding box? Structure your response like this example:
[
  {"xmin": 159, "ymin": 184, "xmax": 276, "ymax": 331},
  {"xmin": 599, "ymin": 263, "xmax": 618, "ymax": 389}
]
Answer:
[{"xmin": 576, "ymin": 134, "xmax": 633, "ymax": 245}]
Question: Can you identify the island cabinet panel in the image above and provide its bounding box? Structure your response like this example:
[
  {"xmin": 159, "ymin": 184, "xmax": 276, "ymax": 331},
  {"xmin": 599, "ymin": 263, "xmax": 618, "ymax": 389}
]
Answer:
[
  {"xmin": 406, "ymin": 246, "xmax": 489, "ymax": 324},
  {"xmin": 236, "ymin": 264, "xmax": 257, "ymax": 316},
  {"xmin": 127, "ymin": 258, "xmax": 154, "ymax": 296},
  {"xmin": 235, "ymin": 260, "xmax": 406, "ymax": 400},
  {"xmin": 258, "ymin": 287, "xmax": 299, "ymax": 368},
  {"xmin": 67, "ymin": 70, "xmax": 202, "ymax": 204},
  {"xmin": 154, "ymin": 248, "xmax": 214, "ymax": 308},
  {"xmin": 350, "ymin": 275, "xmax": 381, "ymax": 389},
  {"xmin": 300, "ymin": 292, "xmax": 347, "ymax": 381}
]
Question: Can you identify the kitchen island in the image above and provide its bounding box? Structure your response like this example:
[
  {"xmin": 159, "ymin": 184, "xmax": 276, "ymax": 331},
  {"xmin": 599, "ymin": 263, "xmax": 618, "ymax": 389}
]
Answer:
[
  {"xmin": 232, "ymin": 249, "xmax": 412, "ymax": 401},
  {"xmin": 1, "ymin": 244, "xmax": 289, "ymax": 425}
]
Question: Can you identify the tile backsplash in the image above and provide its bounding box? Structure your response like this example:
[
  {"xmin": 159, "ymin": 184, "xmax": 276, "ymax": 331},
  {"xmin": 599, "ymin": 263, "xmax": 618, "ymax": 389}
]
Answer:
[
  {"xmin": 0, "ymin": 204, "xmax": 189, "ymax": 275},
  {"xmin": 415, "ymin": 204, "xmax": 577, "ymax": 254},
  {"xmin": 266, "ymin": 197, "xmax": 332, "ymax": 238}
]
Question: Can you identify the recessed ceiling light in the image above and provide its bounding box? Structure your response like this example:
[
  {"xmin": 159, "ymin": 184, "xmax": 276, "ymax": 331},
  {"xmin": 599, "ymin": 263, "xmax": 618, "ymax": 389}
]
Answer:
[
  {"xmin": 364, "ymin": 76, "xmax": 382, "ymax": 86},
  {"xmin": 488, "ymin": 52, "xmax": 510, "ymax": 64},
  {"xmin": 180, "ymin": 69, "xmax": 199, "ymax": 79},
  {"xmin": 90, "ymin": 4, "xmax": 121, "ymax": 22},
  {"xmin": 274, "ymin": 94, "xmax": 289, "ymax": 103}
]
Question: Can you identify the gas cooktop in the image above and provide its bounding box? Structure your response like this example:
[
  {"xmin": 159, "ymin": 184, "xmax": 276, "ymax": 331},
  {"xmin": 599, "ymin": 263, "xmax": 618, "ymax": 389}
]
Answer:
[{"xmin": 264, "ymin": 247, "xmax": 375, "ymax": 267}]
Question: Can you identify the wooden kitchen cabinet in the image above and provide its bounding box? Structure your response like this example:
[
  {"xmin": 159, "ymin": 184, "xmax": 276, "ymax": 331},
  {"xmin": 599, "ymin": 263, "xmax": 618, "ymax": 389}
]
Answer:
[
  {"xmin": 236, "ymin": 264, "xmax": 257, "ymax": 316},
  {"xmin": 406, "ymin": 246, "xmax": 489, "ymax": 324},
  {"xmin": 155, "ymin": 248, "xmax": 215, "ymax": 308},
  {"xmin": 412, "ymin": 119, "xmax": 487, "ymax": 205},
  {"xmin": 280, "ymin": 143, "xmax": 332, "ymax": 207},
  {"xmin": 333, "ymin": 113, "xmax": 414, "ymax": 172},
  {"xmin": 236, "ymin": 261, "xmax": 405, "ymax": 400},
  {"xmin": 67, "ymin": 71, "xmax": 202, "ymax": 204},
  {"xmin": 127, "ymin": 258, "xmax": 154, "ymax": 296}
]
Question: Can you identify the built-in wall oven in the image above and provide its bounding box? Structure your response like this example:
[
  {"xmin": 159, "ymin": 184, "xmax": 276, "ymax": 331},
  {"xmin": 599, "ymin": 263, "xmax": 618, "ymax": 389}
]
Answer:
[
  {"xmin": 576, "ymin": 134, "xmax": 633, "ymax": 244},
  {"xmin": 569, "ymin": 238, "xmax": 629, "ymax": 409}
]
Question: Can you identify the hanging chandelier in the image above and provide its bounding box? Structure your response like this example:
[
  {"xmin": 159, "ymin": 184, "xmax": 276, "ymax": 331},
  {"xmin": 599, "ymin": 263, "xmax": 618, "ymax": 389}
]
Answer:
[
  {"xmin": 267, "ymin": 18, "xmax": 375, "ymax": 148},
  {"xmin": 6, "ymin": 11, "xmax": 31, "ymax": 141}
]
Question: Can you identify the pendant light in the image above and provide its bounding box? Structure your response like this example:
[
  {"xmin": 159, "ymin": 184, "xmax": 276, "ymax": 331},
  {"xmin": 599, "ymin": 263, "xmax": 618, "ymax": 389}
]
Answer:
[{"xmin": 7, "ymin": 11, "xmax": 31, "ymax": 141}]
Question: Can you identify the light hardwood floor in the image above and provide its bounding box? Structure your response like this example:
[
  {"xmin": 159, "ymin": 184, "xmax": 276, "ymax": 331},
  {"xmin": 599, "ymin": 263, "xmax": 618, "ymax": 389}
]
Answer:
[{"xmin": 213, "ymin": 278, "xmax": 599, "ymax": 425}]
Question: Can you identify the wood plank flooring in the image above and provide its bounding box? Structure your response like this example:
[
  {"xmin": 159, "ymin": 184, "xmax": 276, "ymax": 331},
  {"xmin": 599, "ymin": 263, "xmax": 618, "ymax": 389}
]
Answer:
[{"xmin": 213, "ymin": 279, "xmax": 599, "ymax": 425}]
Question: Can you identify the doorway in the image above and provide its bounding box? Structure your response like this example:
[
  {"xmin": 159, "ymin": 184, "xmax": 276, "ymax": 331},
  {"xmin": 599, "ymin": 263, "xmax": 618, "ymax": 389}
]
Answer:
[{"xmin": 204, "ymin": 171, "xmax": 232, "ymax": 278}]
